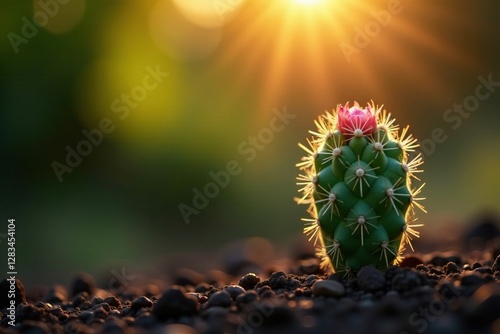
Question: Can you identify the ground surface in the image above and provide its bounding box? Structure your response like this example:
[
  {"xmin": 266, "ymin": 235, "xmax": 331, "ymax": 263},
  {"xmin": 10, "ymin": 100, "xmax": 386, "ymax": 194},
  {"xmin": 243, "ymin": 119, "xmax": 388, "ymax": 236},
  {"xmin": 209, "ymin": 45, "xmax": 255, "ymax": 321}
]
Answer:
[{"xmin": 1, "ymin": 221, "xmax": 500, "ymax": 334}]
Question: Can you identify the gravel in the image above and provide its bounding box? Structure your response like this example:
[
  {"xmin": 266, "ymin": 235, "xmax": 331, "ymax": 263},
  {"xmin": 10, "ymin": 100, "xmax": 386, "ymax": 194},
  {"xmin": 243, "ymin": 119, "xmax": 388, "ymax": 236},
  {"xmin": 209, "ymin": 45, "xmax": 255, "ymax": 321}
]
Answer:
[{"xmin": 1, "ymin": 245, "xmax": 499, "ymax": 333}]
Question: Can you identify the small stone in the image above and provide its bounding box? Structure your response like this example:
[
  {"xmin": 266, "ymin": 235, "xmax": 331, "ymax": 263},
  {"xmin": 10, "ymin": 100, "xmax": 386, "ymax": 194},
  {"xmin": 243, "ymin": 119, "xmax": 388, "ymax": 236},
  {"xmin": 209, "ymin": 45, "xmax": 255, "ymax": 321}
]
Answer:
[
  {"xmin": 93, "ymin": 306, "xmax": 108, "ymax": 319},
  {"xmin": 238, "ymin": 273, "xmax": 261, "ymax": 290},
  {"xmin": 187, "ymin": 292, "xmax": 207, "ymax": 304},
  {"xmin": 152, "ymin": 287, "xmax": 199, "ymax": 321},
  {"xmin": 311, "ymin": 280, "xmax": 345, "ymax": 297},
  {"xmin": 104, "ymin": 296, "xmax": 121, "ymax": 307},
  {"xmin": 304, "ymin": 274, "xmax": 317, "ymax": 287},
  {"xmin": 443, "ymin": 262, "xmax": 460, "ymax": 275},
  {"xmin": 78, "ymin": 310, "xmax": 93, "ymax": 322},
  {"xmin": 194, "ymin": 282, "xmax": 211, "ymax": 293},
  {"xmin": 131, "ymin": 296, "xmax": 153, "ymax": 310},
  {"xmin": 474, "ymin": 267, "xmax": 493, "ymax": 275},
  {"xmin": 223, "ymin": 285, "xmax": 246, "ymax": 300},
  {"xmin": 235, "ymin": 291, "xmax": 258, "ymax": 308},
  {"xmin": 415, "ymin": 264, "xmax": 429, "ymax": 272},
  {"xmin": 70, "ymin": 272, "xmax": 96, "ymax": 297},
  {"xmin": 472, "ymin": 261, "xmax": 482, "ymax": 270},
  {"xmin": 207, "ymin": 290, "xmax": 232, "ymax": 307},
  {"xmin": 357, "ymin": 265, "xmax": 386, "ymax": 292},
  {"xmin": 91, "ymin": 297, "xmax": 104, "ymax": 306},
  {"xmin": 269, "ymin": 271, "xmax": 288, "ymax": 290}
]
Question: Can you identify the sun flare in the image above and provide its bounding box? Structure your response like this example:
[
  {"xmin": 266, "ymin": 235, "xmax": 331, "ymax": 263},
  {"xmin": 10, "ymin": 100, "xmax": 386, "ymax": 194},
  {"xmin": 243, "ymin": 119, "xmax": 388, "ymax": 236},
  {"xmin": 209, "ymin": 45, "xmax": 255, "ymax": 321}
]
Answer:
[{"xmin": 214, "ymin": 0, "xmax": 474, "ymax": 121}]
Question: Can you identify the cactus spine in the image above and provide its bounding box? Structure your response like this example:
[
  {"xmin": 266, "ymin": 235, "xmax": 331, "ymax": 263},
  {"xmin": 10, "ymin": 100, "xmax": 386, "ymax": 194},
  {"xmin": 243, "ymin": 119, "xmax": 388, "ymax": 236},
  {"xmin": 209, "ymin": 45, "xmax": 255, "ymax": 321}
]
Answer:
[{"xmin": 296, "ymin": 102, "xmax": 425, "ymax": 276}]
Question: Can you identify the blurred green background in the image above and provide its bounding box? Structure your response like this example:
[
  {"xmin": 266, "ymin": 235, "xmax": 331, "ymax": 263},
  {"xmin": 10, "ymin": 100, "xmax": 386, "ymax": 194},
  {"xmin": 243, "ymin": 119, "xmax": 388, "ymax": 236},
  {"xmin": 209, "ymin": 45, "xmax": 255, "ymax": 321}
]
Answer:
[{"xmin": 1, "ymin": 0, "xmax": 499, "ymax": 286}]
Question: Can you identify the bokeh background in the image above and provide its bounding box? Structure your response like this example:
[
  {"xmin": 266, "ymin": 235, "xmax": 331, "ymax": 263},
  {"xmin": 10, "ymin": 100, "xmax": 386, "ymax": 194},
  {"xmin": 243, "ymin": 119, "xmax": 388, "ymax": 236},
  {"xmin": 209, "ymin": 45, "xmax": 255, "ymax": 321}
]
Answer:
[{"xmin": 1, "ymin": 0, "xmax": 499, "ymax": 286}]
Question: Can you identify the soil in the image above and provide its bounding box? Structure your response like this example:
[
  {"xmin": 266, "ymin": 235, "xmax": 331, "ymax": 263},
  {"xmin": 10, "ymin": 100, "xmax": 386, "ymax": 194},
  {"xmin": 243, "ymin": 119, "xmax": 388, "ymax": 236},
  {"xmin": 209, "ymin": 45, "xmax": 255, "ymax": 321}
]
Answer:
[{"xmin": 1, "ymin": 221, "xmax": 500, "ymax": 334}]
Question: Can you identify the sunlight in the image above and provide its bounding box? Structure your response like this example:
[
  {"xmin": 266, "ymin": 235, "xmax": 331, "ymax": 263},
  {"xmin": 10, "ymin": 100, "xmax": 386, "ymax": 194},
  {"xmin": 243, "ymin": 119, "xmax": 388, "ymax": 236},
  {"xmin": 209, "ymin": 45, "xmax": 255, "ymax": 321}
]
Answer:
[
  {"xmin": 293, "ymin": 0, "xmax": 323, "ymax": 5},
  {"xmin": 214, "ymin": 0, "xmax": 475, "ymax": 122}
]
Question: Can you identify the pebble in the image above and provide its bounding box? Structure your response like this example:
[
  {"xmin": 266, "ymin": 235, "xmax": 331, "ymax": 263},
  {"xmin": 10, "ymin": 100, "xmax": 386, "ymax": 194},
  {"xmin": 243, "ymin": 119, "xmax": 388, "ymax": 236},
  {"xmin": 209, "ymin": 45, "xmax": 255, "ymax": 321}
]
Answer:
[
  {"xmin": 443, "ymin": 262, "xmax": 460, "ymax": 274},
  {"xmin": 78, "ymin": 310, "xmax": 93, "ymax": 322},
  {"xmin": 207, "ymin": 290, "xmax": 232, "ymax": 307},
  {"xmin": 131, "ymin": 296, "xmax": 153, "ymax": 310},
  {"xmin": 104, "ymin": 296, "xmax": 121, "ymax": 307},
  {"xmin": 194, "ymin": 282, "xmax": 212, "ymax": 293},
  {"xmin": 474, "ymin": 267, "xmax": 493, "ymax": 275},
  {"xmin": 311, "ymin": 280, "xmax": 345, "ymax": 297},
  {"xmin": 269, "ymin": 271, "xmax": 289, "ymax": 289},
  {"xmin": 223, "ymin": 285, "xmax": 245, "ymax": 299},
  {"xmin": 238, "ymin": 273, "xmax": 261, "ymax": 290},
  {"xmin": 152, "ymin": 287, "xmax": 199, "ymax": 321},
  {"xmin": 235, "ymin": 291, "xmax": 258, "ymax": 307},
  {"xmin": 357, "ymin": 265, "xmax": 386, "ymax": 292}
]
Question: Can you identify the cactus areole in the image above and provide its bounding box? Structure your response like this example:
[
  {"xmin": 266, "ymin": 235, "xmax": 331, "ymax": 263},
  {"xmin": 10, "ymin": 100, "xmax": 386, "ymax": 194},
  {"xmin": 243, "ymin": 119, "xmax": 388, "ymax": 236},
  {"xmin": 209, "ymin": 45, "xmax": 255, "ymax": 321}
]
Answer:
[{"xmin": 296, "ymin": 102, "xmax": 426, "ymax": 276}]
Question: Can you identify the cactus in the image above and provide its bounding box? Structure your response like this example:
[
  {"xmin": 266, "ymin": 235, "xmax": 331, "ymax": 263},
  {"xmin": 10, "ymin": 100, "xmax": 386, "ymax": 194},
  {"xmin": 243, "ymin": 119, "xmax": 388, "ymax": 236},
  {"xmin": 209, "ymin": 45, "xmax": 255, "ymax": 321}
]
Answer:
[{"xmin": 296, "ymin": 102, "xmax": 425, "ymax": 276}]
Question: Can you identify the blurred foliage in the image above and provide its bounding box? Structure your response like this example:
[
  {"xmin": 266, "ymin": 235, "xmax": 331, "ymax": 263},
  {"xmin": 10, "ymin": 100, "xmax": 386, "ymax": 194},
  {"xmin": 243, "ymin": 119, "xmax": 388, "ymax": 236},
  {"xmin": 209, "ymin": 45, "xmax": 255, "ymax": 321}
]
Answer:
[{"xmin": 0, "ymin": 0, "xmax": 499, "ymax": 285}]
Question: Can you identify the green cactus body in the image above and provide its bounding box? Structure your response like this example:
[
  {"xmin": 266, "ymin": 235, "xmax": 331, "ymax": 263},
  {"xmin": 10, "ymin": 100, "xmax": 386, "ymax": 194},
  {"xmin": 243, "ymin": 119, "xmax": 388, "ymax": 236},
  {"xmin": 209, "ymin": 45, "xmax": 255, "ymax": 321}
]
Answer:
[{"xmin": 297, "ymin": 102, "xmax": 425, "ymax": 276}]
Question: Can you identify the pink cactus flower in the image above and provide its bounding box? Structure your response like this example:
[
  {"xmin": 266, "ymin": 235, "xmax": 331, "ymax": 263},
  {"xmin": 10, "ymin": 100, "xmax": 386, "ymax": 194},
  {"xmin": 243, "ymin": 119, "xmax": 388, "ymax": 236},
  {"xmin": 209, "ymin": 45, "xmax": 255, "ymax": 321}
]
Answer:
[{"xmin": 337, "ymin": 102, "xmax": 377, "ymax": 138}]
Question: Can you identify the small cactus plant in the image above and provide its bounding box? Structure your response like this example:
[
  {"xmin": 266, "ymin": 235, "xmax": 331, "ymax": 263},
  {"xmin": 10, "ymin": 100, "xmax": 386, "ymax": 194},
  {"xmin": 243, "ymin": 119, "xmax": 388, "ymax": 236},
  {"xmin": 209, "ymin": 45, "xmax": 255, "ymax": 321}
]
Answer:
[{"xmin": 296, "ymin": 102, "xmax": 425, "ymax": 276}]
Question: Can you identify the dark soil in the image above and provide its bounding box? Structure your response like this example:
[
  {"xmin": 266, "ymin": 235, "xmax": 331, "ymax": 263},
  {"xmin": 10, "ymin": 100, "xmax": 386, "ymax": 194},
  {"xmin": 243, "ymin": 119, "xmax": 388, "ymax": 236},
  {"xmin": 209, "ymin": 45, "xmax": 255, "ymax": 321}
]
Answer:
[{"xmin": 1, "ymin": 221, "xmax": 500, "ymax": 334}]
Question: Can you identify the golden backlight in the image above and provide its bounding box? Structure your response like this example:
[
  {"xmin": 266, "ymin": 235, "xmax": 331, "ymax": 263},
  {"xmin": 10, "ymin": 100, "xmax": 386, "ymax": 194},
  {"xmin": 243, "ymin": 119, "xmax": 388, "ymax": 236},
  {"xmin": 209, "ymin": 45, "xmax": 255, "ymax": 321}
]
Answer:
[
  {"xmin": 213, "ymin": 0, "xmax": 473, "ymax": 121},
  {"xmin": 293, "ymin": 0, "xmax": 323, "ymax": 5}
]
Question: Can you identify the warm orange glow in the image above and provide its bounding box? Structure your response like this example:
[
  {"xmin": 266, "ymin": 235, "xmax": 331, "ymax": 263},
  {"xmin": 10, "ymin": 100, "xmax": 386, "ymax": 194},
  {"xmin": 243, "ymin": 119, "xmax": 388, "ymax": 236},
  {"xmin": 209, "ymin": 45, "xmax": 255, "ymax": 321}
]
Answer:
[
  {"xmin": 214, "ymin": 0, "xmax": 475, "ymax": 122},
  {"xmin": 293, "ymin": 0, "xmax": 323, "ymax": 5}
]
